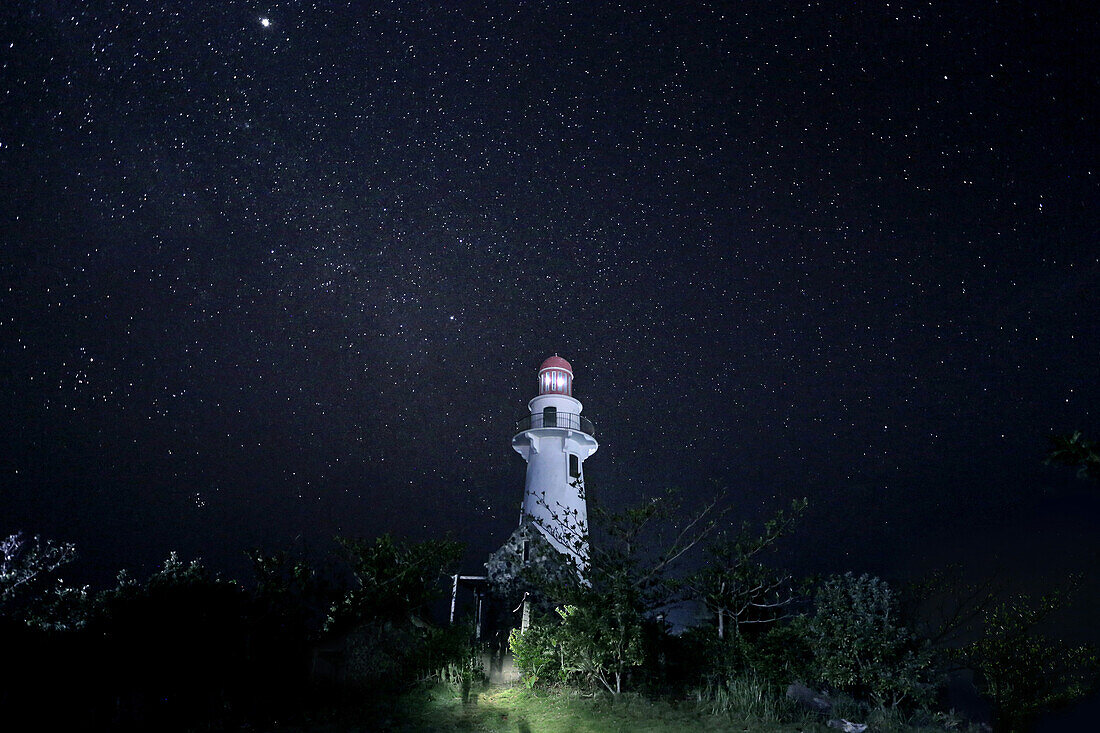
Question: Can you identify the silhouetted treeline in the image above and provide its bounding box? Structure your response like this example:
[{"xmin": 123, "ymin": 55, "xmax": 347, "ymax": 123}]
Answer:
[{"xmin": 0, "ymin": 537, "xmax": 467, "ymax": 731}]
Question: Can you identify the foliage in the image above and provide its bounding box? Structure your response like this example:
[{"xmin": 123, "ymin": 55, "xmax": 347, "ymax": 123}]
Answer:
[
  {"xmin": 554, "ymin": 601, "xmax": 646, "ymax": 694},
  {"xmin": 964, "ymin": 587, "xmax": 1099, "ymax": 731},
  {"xmin": 22, "ymin": 578, "xmax": 92, "ymax": 631},
  {"xmin": 87, "ymin": 552, "xmax": 254, "ymax": 729},
  {"xmin": 741, "ymin": 615, "xmax": 817, "ymax": 685},
  {"xmin": 360, "ymin": 622, "xmax": 481, "ymax": 691},
  {"xmin": 900, "ymin": 564, "xmax": 1003, "ymax": 649},
  {"xmin": 312, "ymin": 534, "xmax": 471, "ymax": 701},
  {"xmin": 428, "ymin": 632, "xmax": 485, "ymax": 688},
  {"xmin": 532, "ymin": 488, "xmax": 729, "ymax": 605},
  {"xmin": 250, "ymin": 549, "xmax": 331, "ymax": 613},
  {"xmin": 1045, "ymin": 430, "xmax": 1099, "ymax": 481},
  {"xmin": 590, "ymin": 489, "xmax": 727, "ymax": 596},
  {"xmin": 809, "ymin": 573, "xmax": 933, "ymax": 710},
  {"xmin": 244, "ymin": 549, "xmax": 339, "ymax": 720},
  {"xmin": 510, "ymin": 621, "xmax": 563, "ymax": 688},
  {"xmin": 526, "ymin": 489, "xmax": 729, "ymax": 695},
  {"xmin": 904, "ymin": 564, "xmax": 1099, "ymax": 729},
  {"xmin": 0, "ymin": 532, "xmax": 79, "ymax": 624},
  {"xmin": 420, "ymin": 622, "xmax": 485, "ymax": 684},
  {"xmin": 508, "ymin": 599, "xmax": 647, "ymax": 695},
  {"xmin": 249, "ymin": 548, "xmax": 337, "ymax": 642},
  {"xmin": 326, "ymin": 533, "xmax": 463, "ymax": 632},
  {"xmin": 689, "ymin": 498, "xmax": 808, "ymax": 640}
]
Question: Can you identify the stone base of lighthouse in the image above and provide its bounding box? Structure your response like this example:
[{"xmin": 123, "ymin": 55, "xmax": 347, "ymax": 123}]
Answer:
[
  {"xmin": 485, "ymin": 520, "xmax": 579, "ymax": 611},
  {"xmin": 458, "ymin": 520, "xmax": 573, "ymax": 682}
]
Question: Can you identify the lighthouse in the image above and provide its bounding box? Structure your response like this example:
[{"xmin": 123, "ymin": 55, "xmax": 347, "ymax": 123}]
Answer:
[
  {"xmin": 469, "ymin": 356, "xmax": 599, "ymax": 643},
  {"xmin": 511, "ymin": 355, "xmax": 599, "ymax": 570}
]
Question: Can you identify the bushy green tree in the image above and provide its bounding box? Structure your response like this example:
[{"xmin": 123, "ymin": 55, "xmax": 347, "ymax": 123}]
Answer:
[
  {"xmin": 742, "ymin": 615, "xmax": 816, "ymax": 685},
  {"xmin": 508, "ymin": 599, "xmax": 646, "ymax": 695},
  {"xmin": 964, "ymin": 588, "xmax": 1098, "ymax": 731},
  {"xmin": 509, "ymin": 621, "xmax": 562, "ymax": 688},
  {"xmin": 809, "ymin": 573, "xmax": 933, "ymax": 709},
  {"xmin": 249, "ymin": 549, "xmax": 335, "ymax": 633},
  {"xmin": 245, "ymin": 549, "xmax": 339, "ymax": 720},
  {"xmin": 554, "ymin": 598, "xmax": 646, "ymax": 694},
  {"xmin": 320, "ymin": 534, "xmax": 468, "ymax": 692}
]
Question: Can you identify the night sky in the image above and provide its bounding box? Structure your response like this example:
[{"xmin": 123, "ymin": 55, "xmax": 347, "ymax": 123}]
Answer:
[{"xmin": 2, "ymin": 0, "xmax": 1097, "ymax": 618}]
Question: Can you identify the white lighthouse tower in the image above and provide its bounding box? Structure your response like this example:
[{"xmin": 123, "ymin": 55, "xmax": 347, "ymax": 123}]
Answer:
[{"xmin": 511, "ymin": 355, "xmax": 598, "ymax": 570}]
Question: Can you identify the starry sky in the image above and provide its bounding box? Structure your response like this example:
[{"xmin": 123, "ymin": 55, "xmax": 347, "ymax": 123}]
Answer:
[{"xmin": 1, "ymin": 1, "xmax": 1097, "ymax": 603}]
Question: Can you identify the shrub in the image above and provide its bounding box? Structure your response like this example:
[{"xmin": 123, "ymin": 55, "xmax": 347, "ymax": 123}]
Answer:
[
  {"xmin": 554, "ymin": 601, "xmax": 645, "ymax": 694},
  {"xmin": 809, "ymin": 573, "xmax": 933, "ymax": 709},
  {"xmin": 509, "ymin": 621, "xmax": 562, "ymax": 688},
  {"xmin": 965, "ymin": 593, "xmax": 1098, "ymax": 731},
  {"xmin": 742, "ymin": 616, "xmax": 816, "ymax": 684}
]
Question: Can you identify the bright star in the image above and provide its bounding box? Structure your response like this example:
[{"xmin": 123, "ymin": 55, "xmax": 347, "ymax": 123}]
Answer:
[{"xmin": 260, "ymin": 17, "xmax": 271, "ymax": 28}]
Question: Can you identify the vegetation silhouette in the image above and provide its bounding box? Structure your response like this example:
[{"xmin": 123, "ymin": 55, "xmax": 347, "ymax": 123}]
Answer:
[{"xmin": 1, "ymin": 431, "xmax": 1097, "ymax": 730}]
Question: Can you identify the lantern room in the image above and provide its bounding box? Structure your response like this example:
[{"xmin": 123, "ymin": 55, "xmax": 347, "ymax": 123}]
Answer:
[{"xmin": 538, "ymin": 355, "xmax": 573, "ymax": 396}]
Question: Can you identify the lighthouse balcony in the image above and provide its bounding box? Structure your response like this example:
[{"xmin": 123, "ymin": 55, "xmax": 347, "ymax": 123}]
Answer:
[{"xmin": 515, "ymin": 412, "xmax": 595, "ymax": 436}]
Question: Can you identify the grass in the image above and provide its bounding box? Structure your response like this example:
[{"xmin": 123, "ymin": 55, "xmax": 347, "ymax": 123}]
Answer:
[
  {"xmin": 697, "ymin": 671, "xmax": 792, "ymax": 722},
  {"xmin": 287, "ymin": 679, "xmax": 974, "ymax": 732},
  {"xmin": 384, "ymin": 681, "xmax": 827, "ymax": 732}
]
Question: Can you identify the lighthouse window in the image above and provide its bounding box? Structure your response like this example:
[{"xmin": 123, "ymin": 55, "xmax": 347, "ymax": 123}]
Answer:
[
  {"xmin": 522, "ymin": 540, "xmax": 530, "ymax": 564},
  {"xmin": 543, "ymin": 405, "xmax": 557, "ymax": 427},
  {"xmin": 569, "ymin": 454, "xmax": 580, "ymax": 478}
]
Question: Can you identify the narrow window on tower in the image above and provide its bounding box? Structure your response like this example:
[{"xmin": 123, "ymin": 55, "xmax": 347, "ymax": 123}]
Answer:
[
  {"xmin": 522, "ymin": 540, "xmax": 530, "ymax": 564},
  {"xmin": 569, "ymin": 454, "xmax": 580, "ymax": 478}
]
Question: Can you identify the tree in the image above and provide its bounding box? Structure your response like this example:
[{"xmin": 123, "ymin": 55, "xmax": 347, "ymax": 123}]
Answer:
[
  {"xmin": 809, "ymin": 573, "xmax": 933, "ymax": 709},
  {"xmin": 249, "ymin": 548, "xmax": 336, "ymax": 640},
  {"xmin": 964, "ymin": 586, "xmax": 1098, "ymax": 731},
  {"xmin": 901, "ymin": 564, "xmax": 1004, "ymax": 650},
  {"xmin": 319, "ymin": 534, "xmax": 467, "ymax": 691},
  {"xmin": 325, "ymin": 533, "xmax": 463, "ymax": 632},
  {"xmin": 509, "ymin": 591, "xmax": 647, "ymax": 695},
  {"xmin": 0, "ymin": 532, "xmax": 77, "ymax": 612},
  {"xmin": 690, "ymin": 497, "xmax": 807, "ymax": 640},
  {"xmin": 520, "ymin": 489, "xmax": 729, "ymax": 694},
  {"xmin": 90, "ymin": 552, "xmax": 251, "ymax": 729},
  {"xmin": 245, "ymin": 550, "xmax": 339, "ymax": 720},
  {"xmin": 553, "ymin": 600, "xmax": 646, "ymax": 694},
  {"xmin": 0, "ymin": 531, "xmax": 89, "ymax": 631}
]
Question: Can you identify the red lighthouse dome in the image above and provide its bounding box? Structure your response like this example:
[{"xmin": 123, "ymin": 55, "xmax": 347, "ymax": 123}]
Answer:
[{"xmin": 538, "ymin": 355, "xmax": 573, "ymax": 396}]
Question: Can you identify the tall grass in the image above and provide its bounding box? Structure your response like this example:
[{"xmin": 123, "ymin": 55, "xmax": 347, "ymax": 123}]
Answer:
[{"xmin": 696, "ymin": 671, "xmax": 789, "ymax": 722}]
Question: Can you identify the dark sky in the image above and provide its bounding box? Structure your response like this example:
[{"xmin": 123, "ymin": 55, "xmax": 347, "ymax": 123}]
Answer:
[{"xmin": 1, "ymin": 0, "xmax": 1097, "ymax": 612}]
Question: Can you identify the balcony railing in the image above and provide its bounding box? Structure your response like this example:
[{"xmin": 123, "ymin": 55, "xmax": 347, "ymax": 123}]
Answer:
[{"xmin": 515, "ymin": 412, "xmax": 595, "ymax": 436}]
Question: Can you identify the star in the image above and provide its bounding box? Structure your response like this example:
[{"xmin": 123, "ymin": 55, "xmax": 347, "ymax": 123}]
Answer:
[{"xmin": 3, "ymin": 1, "xmax": 1097, "ymax": 668}]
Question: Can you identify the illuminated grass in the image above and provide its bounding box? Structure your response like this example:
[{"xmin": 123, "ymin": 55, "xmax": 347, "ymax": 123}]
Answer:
[{"xmin": 387, "ymin": 682, "xmax": 825, "ymax": 732}]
